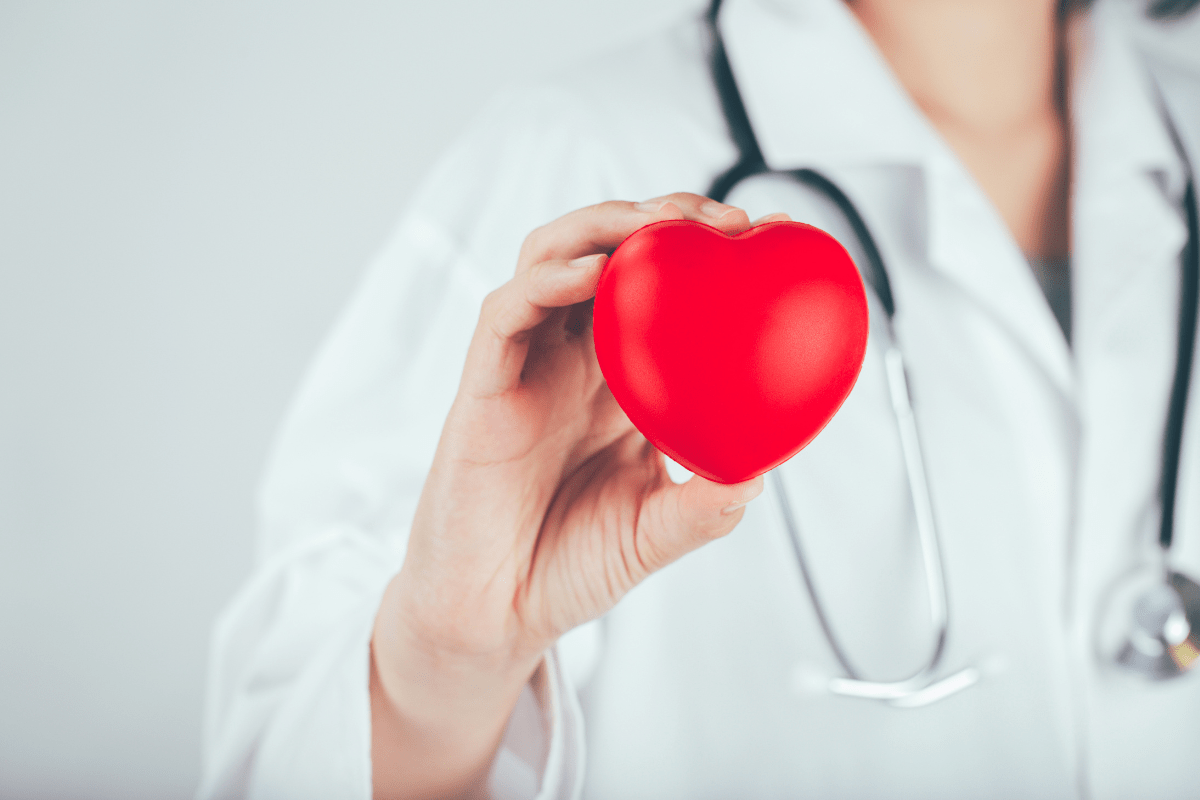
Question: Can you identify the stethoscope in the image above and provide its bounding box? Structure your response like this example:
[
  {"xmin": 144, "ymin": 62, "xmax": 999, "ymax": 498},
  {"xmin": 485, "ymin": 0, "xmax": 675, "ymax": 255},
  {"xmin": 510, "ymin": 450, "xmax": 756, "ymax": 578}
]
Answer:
[{"xmin": 702, "ymin": 0, "xmax": 1200, "ymax": 705}]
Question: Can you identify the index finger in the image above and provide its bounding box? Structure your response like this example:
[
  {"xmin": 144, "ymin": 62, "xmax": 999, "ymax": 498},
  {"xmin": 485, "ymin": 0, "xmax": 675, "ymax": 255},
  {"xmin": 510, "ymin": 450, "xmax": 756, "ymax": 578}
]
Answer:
[{"xmin": 516, "ymin": 193, "xmax": 752, "ymax": 272}]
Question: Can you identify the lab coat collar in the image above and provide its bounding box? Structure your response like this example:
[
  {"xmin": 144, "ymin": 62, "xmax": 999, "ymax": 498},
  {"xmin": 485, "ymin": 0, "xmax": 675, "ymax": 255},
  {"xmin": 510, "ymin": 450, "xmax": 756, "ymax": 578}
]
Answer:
[
  {"xmin": 1077, "ymin": 0, "xmax": 1188, "ymax": 195},
  {"xmin": 717, "ymin": 0, "xmax": 935, "ymax": 168},
  {"xmin": 717, "ymin": 0, "xmax": 1189, "ymax": 397},
  {"xmin": 716, "ymin": 0, "xmax": 1187, "ymax": 199}
]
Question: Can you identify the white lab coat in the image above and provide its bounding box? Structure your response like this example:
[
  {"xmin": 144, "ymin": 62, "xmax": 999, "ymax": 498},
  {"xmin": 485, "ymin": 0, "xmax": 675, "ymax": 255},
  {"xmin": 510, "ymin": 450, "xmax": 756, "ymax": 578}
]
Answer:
[{"xmin": 198, "ymin": 0, "xmax": 1200, "ymax": 797}]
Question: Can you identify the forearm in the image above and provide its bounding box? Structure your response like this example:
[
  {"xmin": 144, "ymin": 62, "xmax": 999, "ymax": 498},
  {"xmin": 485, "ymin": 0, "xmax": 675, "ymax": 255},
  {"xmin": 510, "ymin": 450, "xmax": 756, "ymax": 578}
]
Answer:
[{"xmin": 369, "ymin": 576, "xmax": 544, "ymax": 800}]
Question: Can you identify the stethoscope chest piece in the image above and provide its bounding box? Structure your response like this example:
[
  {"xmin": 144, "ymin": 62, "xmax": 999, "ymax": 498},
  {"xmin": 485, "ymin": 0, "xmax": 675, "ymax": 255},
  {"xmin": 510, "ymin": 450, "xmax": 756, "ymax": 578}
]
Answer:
[{"xmin": 1097, "ymin": 564, "xmax": 1200, "ymax": 680}]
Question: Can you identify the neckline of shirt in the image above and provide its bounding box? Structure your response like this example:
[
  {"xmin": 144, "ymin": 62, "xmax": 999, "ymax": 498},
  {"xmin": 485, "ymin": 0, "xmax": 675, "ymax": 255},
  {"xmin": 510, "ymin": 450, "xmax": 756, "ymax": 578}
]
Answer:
[{"xmin": 715, "ymin": 0, "xmax": 1189, "ymax": 396}]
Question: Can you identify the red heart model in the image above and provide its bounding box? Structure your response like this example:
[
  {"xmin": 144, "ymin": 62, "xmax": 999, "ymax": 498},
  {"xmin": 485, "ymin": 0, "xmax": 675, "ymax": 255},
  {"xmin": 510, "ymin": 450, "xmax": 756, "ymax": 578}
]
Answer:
[{"xmin": 593, "ymin": 219, "xmax": 869, "ymax": 484}]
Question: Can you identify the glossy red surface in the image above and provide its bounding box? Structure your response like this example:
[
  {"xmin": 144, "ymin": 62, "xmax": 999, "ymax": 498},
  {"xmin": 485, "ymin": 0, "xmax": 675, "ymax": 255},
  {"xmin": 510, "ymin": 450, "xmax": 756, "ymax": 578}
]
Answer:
[{"xmin": 593, "ymin": 219, "xmax": 869, "ymax": 484}]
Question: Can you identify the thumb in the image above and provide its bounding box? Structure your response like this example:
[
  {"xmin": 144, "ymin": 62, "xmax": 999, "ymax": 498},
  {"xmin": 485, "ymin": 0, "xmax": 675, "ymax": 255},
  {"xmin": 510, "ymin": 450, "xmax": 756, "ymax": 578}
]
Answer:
[{"xmin": 636, "ymin": 473, "xmax": 765, "ymax": 575}]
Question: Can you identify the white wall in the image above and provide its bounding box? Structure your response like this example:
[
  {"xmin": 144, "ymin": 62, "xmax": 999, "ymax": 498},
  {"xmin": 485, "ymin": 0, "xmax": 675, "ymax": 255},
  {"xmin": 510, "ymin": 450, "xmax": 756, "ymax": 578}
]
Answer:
[{"xmin": 0, "ymin": 2, "xmax": 703, "ymax": 797}]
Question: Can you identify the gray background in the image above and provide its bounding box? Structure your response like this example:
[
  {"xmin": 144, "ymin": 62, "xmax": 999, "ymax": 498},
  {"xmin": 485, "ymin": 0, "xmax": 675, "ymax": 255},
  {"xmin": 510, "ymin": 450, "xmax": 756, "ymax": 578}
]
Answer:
[{"xmin": 0, "ymin": 2, "xmax": 701, "ymax": 797}]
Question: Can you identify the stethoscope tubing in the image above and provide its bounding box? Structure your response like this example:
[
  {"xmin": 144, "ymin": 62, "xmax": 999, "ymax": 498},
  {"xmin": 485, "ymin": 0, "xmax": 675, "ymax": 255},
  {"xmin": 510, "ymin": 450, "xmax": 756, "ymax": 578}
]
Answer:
[
  {"xmin": 704, "ymin": 0, "xmax": 1200, "ymax": 695},
  {"xmin": 1160, "ymin": 180, "xmax": 1199, "ymax": 552},
  {"xmin": 768, "ymin": 345, "xmax": 958, "ymax": 703},
  {"xmin": 705, "ymin": 0, "xmax": 960, "ymax": 700}
]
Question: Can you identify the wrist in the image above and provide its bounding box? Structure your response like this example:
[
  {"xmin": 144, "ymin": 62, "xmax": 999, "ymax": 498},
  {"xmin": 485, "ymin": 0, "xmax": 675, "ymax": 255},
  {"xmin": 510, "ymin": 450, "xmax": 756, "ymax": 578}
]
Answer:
[
  {"xmin": 373, "ymin": 571, "xmax": 547, "ymax": 735},
  {"xmin": 369, "ymin": 578, "xmax": 549, "ymax": 799}
]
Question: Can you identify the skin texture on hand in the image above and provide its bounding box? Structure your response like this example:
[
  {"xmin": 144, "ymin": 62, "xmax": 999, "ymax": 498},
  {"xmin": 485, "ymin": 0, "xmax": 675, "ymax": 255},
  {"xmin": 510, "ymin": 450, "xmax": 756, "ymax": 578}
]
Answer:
[{"xmin": 370, "ymin": 195, "xmax": 779, "ymax": 800}]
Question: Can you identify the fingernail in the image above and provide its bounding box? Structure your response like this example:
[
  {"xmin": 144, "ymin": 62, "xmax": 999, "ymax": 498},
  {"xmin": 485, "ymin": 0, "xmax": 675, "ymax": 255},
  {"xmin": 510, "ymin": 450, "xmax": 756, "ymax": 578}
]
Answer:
[
  {"xmin": 701, "ymin": 200, "xmax": 734, "ymax": 219},
  {"xmin": 635, "ymin": 200, "xmax": 668, "ymax": 212},
  {"xmin": 721, "ymin": 500, "xmax": 749, "ymax": 515},
  {"xmin": 569, "ymin": 254, "xmax": 604, "ymax": 268}
]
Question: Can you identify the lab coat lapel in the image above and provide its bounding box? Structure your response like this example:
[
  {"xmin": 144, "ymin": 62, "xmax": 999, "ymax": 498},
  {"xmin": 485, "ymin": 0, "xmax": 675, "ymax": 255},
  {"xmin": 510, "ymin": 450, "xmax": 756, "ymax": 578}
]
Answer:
[
  {"xmin": 719, "ymin": 0, "xmax": 1074, "ymax": 395},
  {"xmin": 1068, "ymin": 0, "xmax": 1193, "ymax": 607},
  {"xmin": 922, "ymin": 157, "xmax": 1074, "ymax": 393},
  {"xmin": 717, "ymin": 0, "xmax": 929, "ymax": 165},
  {"xmin": 1144, "ymin": 52, "xmax": 1200, "ymax": 176},
  {"xmin": 1072, "ymin": 0, "xmax": 1188, "ymax": 350}
]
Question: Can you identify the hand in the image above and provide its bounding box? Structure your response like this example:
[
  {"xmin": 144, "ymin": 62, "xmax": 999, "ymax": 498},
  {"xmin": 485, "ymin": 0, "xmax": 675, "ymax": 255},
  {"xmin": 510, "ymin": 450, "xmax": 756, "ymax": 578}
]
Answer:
[{"xmin": 370, "ymin": 195, "xmax": 786, "ymax": 799}]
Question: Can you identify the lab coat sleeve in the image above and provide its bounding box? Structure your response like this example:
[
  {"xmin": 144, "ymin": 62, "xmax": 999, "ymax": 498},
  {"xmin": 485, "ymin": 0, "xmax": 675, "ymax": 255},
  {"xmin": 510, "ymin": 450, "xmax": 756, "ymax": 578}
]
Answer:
[{"xmin": 196, "ymin": 86, "xmax": 620, "ymax": 800}]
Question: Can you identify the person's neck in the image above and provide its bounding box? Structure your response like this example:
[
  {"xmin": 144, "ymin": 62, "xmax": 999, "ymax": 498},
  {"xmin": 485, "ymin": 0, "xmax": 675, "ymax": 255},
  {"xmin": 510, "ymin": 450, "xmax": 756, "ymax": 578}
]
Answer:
[{"xmin": 850, "ymin": 0, "xmax": 1074, "ymax": 259}]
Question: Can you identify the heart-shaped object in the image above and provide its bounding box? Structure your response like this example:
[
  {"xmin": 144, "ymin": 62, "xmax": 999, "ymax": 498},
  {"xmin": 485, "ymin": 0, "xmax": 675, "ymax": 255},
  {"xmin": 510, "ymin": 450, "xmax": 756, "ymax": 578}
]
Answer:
[{"xmin": 593, "ymin": 219, "xmax": 869, "ymax": 484}]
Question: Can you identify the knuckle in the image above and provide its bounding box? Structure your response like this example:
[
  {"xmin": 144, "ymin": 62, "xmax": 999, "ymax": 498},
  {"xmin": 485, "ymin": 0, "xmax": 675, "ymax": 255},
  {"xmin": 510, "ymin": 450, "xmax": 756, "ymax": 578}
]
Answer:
[
  {"xmin": 665, "ymin": 191, "xmax": 704, "ymax": 206},
  {"xmin": 580, "ymin": 202, "xmax": 623, "ymax": 235},
  {"xmin": 597, "ymin": 199, "xmax": 628, "ymax": 215},
  {"xmin": 522, "ymin": 264, "xmax": 550, "ymax": 303},
  {"xmin": 488, "ymin": 302, "xmax": 521, "ymax": 342},
  {"xmin": 479, "ymin": 287, "xmax": 505, "ymax": 321},
  {"xmin": 480, "ymin": 286, "xmax": 523, "ymax": 337},
  {"xmin": 633, "ymin": 534, "xmax": 665, "ymax": 577},
  {"xmin": 518, "ymin": 224, "xmax": 550, "ymax": 265}
]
